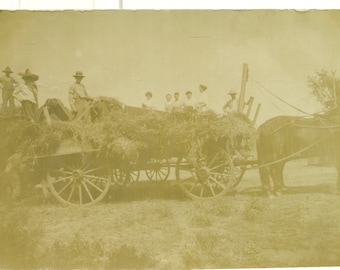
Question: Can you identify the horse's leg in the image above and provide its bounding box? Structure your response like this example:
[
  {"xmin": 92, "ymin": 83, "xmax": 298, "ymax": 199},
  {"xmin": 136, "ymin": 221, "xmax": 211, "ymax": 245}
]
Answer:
[
  {"xmin": 278, "ymin": 162, "xmax": 288, "ymax": 191},
  {"xmin": 273, "ymin": 162, "xmax": 286, "ymax": 195},
  {"xmin": 259, "ymin": 165, "xmax": 273, "ymax": 196}
]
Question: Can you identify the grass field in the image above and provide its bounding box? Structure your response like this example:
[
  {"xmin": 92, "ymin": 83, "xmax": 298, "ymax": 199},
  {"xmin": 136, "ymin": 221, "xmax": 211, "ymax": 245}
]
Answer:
[{"xmin": 1, "ymin": 159, "xmax": 340, "ymax": 269}]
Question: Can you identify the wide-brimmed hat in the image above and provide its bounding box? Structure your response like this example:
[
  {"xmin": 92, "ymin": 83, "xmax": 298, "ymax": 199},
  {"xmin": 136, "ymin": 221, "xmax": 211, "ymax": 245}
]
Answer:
[
  {"xmin": 3, "ymin": 66, "xmax": 13, "ymax": 73},
  {"xmin": 199, "ymin": 84, "xmax": 207, "ymax": 91},
  {"xmin": 145, "ymin": 91, "xmax": 152, "ymax": 97},
  {"xmin": 20, "ymin": 69, "xmax": 39, "ymax": 81},
  {"xmin": 185, "ymin": 91, "xmax": 192, "ymax": 95},
  {"xmin": 228, "ymin": 89, "xmax": 238, "ymax": 95},
  {"xmin": 73, "ymin": 71, "xmax": 85, "ymax": 78}
]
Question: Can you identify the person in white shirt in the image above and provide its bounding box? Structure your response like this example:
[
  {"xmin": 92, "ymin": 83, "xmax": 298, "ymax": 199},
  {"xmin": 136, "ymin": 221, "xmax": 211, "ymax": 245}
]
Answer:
[
  {"xmin": 184, "ymin": 91, "xmax": 196, "ymax": 111},
  {"xmin": 223, "ymin": 89, "xmax": 238, "ymax": 115},
  {"xmin": 13, "ymin": 69, "xmax": 39, "ymax": 122},
  {"xmin": 68, "ymin": 71, "xmax": 92, "ymax": 120},
  {"xmin": 0, "ymin": 66, "xmax": 18, "ymax": 114},
  {"xmin": 142, "ymin": 91, "xmax": 155, "ymax": 110},
  {"xmin": 164, "ymin": 93, "xmax": 172, "ymax": 112},
  {"xmin": 171, "ymin": 92, "xmax": 184, "ymax": 112},
  {"xmin": 196, "ymin": 84, "xmax": 209, "ymax": 112}
]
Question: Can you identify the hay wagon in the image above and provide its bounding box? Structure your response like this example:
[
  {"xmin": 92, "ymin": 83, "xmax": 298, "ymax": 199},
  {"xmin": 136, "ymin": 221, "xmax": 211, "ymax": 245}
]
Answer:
[{"xmin": 8, "ymin": 97, "xmax": 255, "ymax": 206}]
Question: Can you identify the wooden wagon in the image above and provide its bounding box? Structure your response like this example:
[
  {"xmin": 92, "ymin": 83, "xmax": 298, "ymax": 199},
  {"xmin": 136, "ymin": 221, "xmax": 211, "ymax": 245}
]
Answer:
[{"xmin": 5, "ymin": 97, "xmax": 255, "ymax": 205}]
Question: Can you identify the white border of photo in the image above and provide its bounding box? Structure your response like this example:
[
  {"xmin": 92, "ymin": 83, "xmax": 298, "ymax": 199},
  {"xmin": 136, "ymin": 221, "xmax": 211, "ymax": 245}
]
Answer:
[{"xmin": 0, "ymin": 0, "xmax": 339, "ymax": 10}]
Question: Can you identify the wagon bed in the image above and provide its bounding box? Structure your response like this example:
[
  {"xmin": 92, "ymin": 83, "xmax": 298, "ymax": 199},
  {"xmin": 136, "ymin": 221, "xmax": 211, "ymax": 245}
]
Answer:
[{"xmin": 5, "ymin": 97, "xmax": 256, "ymax": 205}]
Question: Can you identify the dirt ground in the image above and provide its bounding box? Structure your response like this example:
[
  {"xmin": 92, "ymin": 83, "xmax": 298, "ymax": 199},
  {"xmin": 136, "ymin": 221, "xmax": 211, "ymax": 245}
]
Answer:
[{"xmin": 1, "ymin": 158, "xmax": 340, "ymax": 269}]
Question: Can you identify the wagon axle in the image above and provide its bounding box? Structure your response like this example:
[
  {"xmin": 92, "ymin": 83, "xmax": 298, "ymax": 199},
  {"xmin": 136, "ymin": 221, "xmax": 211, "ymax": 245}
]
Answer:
[
  {"xmin": 72, "ymin": 169, "xmax": 84, "ymax": 182},
  {"xmin": 197, "ymin": 167, "xmax": 211, "ymax": 181}
]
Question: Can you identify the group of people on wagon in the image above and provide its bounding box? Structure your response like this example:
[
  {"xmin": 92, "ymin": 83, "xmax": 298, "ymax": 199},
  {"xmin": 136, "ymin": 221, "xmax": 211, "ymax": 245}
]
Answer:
[
  {"xmin": 0, "ymin": 66, "xmax": 240, "ymax": 122},
  {"xmin": 143, "ymin": 84, "xmax": 239, "ymax": 115}
]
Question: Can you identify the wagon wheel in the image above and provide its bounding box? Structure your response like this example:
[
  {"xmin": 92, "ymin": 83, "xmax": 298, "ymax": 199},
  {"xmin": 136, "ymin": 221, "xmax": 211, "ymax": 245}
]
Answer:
[
  {"xmin": 176, "ymin": 149, "xmax": 236, "ymax": 199},
  {"xmin": 145, "ymin": 159, "xmax": 170, "ymax": 182},
  {"xmin": 114, "ymin": 169, "xmax": 140, "ymax": 186},
  {"xmin": 230, "ymin": 165, "xmax": 246, "ymax": 188},
  {"xmin": 46, "ymin": 153, "xmax": 111, "ymax": 206}
]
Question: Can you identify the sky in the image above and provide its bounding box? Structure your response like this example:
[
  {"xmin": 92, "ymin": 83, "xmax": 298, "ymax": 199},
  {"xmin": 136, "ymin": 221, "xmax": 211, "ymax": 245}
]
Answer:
[{"xmin": 0, "ymin": 10, "xmax": 339, "ymax": 125}]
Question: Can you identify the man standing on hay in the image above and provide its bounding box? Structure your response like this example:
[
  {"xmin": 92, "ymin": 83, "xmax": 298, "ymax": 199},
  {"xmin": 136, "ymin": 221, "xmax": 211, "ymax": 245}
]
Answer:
[
  {"xmin": 223, "ymin": 89, "xmax": 238, "ymax": 115},
  {"xmin": 13, "ymin": 69, "xmax": 39, "ymax": 122},
  {"xmin": 68, "ymin": 71, "xmax": 92, "ymax": 120},
  {"xmin": 0, "ymin": 66, "xmax": 18, "ymax": 115}
]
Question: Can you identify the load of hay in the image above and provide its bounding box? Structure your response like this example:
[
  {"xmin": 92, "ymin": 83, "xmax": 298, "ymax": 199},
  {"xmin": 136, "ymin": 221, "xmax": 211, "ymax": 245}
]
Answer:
[{"xmin": 5, "ymin": 103, "xmax": 256, "ymax": 163}]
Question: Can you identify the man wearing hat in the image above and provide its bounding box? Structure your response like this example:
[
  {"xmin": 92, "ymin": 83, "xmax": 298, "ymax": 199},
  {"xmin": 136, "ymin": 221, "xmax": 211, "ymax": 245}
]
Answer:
[
  {"xmin": 68, "ymin": 71, "xmax": 91, "ymax": 120},
  {"xmin": 0, "ymin": 66, "xmax": 18, "ymax": 114},
  {"xmin": 142, "ymin": 91, "xmax": 155, "ymax": 110},
  {"xmin": 223, "ymin": 89, "xmax": 238, "ymax": 115},
  {"xmin": 13, "ymin": 69, "xmax": 39, "ymax": 122},
  {"xmin": 196, "ymin": 84, "xmax": 209, "ymax": 112}
]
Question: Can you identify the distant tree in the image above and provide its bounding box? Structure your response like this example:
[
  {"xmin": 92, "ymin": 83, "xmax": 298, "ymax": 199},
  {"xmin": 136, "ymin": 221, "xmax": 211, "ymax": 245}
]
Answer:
[{"xmin": 307, "ymin": 69, "xmax": 340, "ymax": 109}]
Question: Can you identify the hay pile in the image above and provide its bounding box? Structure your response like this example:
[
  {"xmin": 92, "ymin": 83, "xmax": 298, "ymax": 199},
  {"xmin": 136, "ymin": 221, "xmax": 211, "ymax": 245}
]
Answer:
[{"xmin": 6, "ymin": 108, "xmax": 256, "ymax": 162}]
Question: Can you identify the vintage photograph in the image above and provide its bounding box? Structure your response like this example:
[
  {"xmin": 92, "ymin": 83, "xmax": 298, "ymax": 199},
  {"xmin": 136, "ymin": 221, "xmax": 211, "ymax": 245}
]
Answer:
[{"xmin": 0, "ymin": 10, "xmax": 339, "ymax": 269}]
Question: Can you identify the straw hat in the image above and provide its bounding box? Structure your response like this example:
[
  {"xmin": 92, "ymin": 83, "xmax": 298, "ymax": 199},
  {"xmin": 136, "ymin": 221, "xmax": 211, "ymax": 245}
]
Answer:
[
  {"xmin": 20, "ymin": 69, "xmax": 39, "ymax": 81},
  {"xmin": 199, "ymin": 84, "xmax": 207, "ymax": 91},
  {"xmin": 228, "ymin": 89, "xmax": 238, "ymax": 95},
  {"xmin": 73, "ymin": 71, "xmax": 85, "ymax": 78},
  {"xmin": 2, "ymin": 66, "xmax": 13, "ymax": 73}
]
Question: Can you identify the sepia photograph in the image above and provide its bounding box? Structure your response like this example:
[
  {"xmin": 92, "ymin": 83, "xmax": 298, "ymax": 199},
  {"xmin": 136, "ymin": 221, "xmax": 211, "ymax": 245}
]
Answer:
[{"xmin": 0, "ymin": 9, "xmax": 339, "ymax": 269}]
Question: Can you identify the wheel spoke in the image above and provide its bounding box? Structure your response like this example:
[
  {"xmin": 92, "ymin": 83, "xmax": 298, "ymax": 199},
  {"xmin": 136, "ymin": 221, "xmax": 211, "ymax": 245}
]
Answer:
[
  {"xmin": 49, "ymin": 176, "xmax": 72, "ymax": 184},
  {"xmin": 199, "ymin": 185, "xmax": 204, "ymax": 197},
  {"xmin": 188, "ymin": 178, "xmax": 199, "ymax": 193},
  {"xmin": 209, "ymin": 175, "xmax": 226, "ymax": 189},
  {"xmin": 56, "ymin": 180, "xmax": 73, "ymax": 195},
  {"xmin": 67, "ymin": 186, "xmax": 75, "ymax": 202},
  {"xmin": 84, "ymin": 166, "xmax": 106, "ymax": 174},
  {"xmin": 79, "ymin": 185, "xmax": 82, "ymax": 204},
  {"xmin": 84, "ymin": 178, "xmax": 104, "ymax": 193},
  {"xmin": 82, "ymin": 182, "xmax": 94, "ymax": 202},
  {"xmin": 208, "ymin": 152, "xmax": 220, "ymax": 168},
  {"xmin": 206, "ymin": 178, "xmax": 216, "ymax": 196},
  {"xmin": 83, "ymin": 174, "xmax": 108, "ymax": 181},
  {"xmin": 210, "ymin": 162, "xmax": 230, "ymax": 172}
]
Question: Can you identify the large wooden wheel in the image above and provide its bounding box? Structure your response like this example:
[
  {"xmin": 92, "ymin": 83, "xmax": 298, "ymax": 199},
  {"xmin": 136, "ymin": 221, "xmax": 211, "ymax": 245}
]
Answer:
[
  {"xmin": 229, "ymin": 165, "xmax": 246, "ymax": 188},
  {"xmin": 145, "ymin": 159, "xmax": 170, "ymax": 182},
  {"xmin": 46, "ymin": 152, "xmax": 111, "ymax": 206},
  {"xmin": 176, "ymin": 147, "xmax": 236, "ymax": 199},
  {"xmin": 114, "ymin": 168, "xmax": 140, "ymax": 186}
]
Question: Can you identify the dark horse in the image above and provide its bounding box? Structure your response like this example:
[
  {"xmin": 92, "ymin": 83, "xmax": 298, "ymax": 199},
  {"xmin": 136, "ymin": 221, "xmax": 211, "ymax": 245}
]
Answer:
[{"xmin": 257, "ymin": 111, "xmax": 340, "ymax": 196}]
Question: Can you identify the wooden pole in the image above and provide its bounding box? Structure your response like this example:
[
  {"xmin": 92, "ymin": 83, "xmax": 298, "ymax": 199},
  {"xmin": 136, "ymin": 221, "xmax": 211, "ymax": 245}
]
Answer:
[
  {"xmin": 245, "ymin": 96, "xmax": 254, "ymax": 119},
  {"xmin": 238, "ymin": 63, "xmax": 249, "ymax": 113},
  {"xmin": 252, "ymin": 103, "xmax": 261, "ymax": 125}
]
